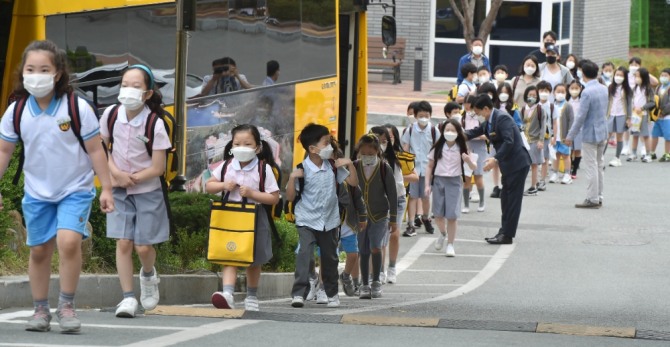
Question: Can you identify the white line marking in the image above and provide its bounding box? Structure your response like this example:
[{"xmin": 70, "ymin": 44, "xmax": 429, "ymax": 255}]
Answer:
[
  {"xmin": 0, "ymin": 319, "xmax": 189, "ymax": 330},
  {"xmin": 389, "ymin": 283, "xmax": 465, "ymax": 287},
  {"xmin": 0, "ymin": 344, "xmax": 113, "ymax": 347},
  {"xmin": 423, "ymin": 253, "xmax": 494, "ymax": 258},
  {"xmin": 454, "ymin": 238, "xmax": 488, "ymax": 243},
  {"xmin": 402, "ymin": 269, "xmax": 480, "ymax": 273},
  {"xmin": 322, "ymin": 243, "xmax": 516, "ymax": 315},
  {"xmin": 123, "ymin": 319, "xmax": 261, "ymax": 347},
  {"xmin": 395, "ymin": 237, "xmax": 434, "ymax": 275}
]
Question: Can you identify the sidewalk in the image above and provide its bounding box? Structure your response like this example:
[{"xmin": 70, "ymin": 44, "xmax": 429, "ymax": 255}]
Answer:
[{"xmin": 367, "ymin": 80, "xmax": 453, "ymax": 126}]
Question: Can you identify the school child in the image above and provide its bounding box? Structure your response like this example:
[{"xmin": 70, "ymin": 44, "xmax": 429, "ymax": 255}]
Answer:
[
  {"xmin": 536, "ymin": 81, "xmax": 554, "ymax": 191},
  {"xmin": 599, "ymin": 62, "xmax": 615, "ymax": 87},
  {"xmin": 287, "ymin": 124, "xmax": 358, "ymax": 308},
  {"xmin": 497, "ymin": 82, "xmax": 523, "ymax": 129},
  {"xmin": 628, "ymin": 68, "xmax": 657, "ymax": 163},
  {"xmin": 354, "ymin": 133, "xmax": 397, "ymax": 298},
  {"xmin": 477, "ymin": 65, "xmax": 492, "ymax": 86},
  {"xmin": 99, "ymin": 65, "xmax": 170, "ymax": 318},
  {"xmin": 425, "ymin": 119, "xmax": 476, "ymax": 257},
  {"xmin": 444, "ymin": 102, "xmax": 463, "ymax": 123},
  {"xmin": 0, "ymin": 40, "xmax": 114, "ymax": 333},
  {"xmin": 456, "ymin": 63, "xmax": 477, "ymax": 104},
  {"xmin": 401, "ymin": 101, "xmax": 437, "ymax": 236},
  {"xmin": 383, "ymin": 124, "xmax": 419, "ymax": 284},
  {"xmin": 564, "ymin": 54, "xmax": 579, "ymax": 80},
  {"xmin": 521, "ymin": 86, "xmax": 545, "ymax": 196},
  {"xmin": 512, "ymin": 55, "xmax": 542, "ymax": 108},
  {"xmin": 567, "ymin": 80, "xmax": 583, "ymax": 178},
  {"xmin": 402, "ymin": 101, "xmax": 425, "ymax": 230},
  {"xmin": 650, "ymin": 68, "xmax": 670, "ymax": 162},
  {"xmin": 205, "ymin": 124, "xmax": 280, "ymax": 311},
  {"xmin": 606, "ymin": 67, "xmax": 633, "ymax": 167},
  {"xmin": 549, "ymin": 83, "xmax": 575, "ymax": 184},
  {"xmin": 460, "ymin": 95, "xmax": 486, "ymax": 213},
  {"xmin": 493, "ymin": 65, "xmax": 509, "ymax": 89}
]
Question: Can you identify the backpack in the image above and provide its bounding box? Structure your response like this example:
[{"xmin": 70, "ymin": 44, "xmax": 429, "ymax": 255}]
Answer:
[
  {"xmin": 650, "ymin": 94, "xmax": 662, "ymax": 122},
  {"xmin": 220, "ymin": 158, "xmax": 282, "ymax": 244},
  {"xmin": 11, "ymin": 92, "xmax": 101, "ymax": 185},
  {"xmin": 511, "ymin": 76, "xmax": 521, "ymax": 99},
  {"xmin": 284, "ymin": 159, "xmax": 342, "ymax": 224},
  {"xmin": 446, "ymin": 84, "xmax": 460, "ymax": 103},
  {"xmin": 403, "ymin": 123, "xmax": 438, "ymax": 144}
]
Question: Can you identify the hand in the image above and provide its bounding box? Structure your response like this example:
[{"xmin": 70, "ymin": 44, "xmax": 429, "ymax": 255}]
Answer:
[
  {"xmin": 239, "ymin": 185, "xmax": 255, "ymax": 199},
  {"xmin": 634, "ymin": 107, "xmax": 642, "ymax": 114},
  {"xmin": 551, "ymin": 138, "xmax": 556, "ymax": 147},
  {"xmin": 113, "ymin": 171, "xmax": 135, "ymax": 188},
  {"xmin": 564, "ymin": 139, "xmax": 573, "ymax": 147},
  {"xmin": 290, "ymin": 168, "xmax": 304, "ymax": 179},
  {"xmin": 358, "ymin": 221, "xmax": 368, "ymax": 231},
  {"xmin": 424, "ymin": 185, "xmax": 432, "ymax": 196},
  {"xmin": 483, "ymin": 157, "xmax": 497, "ymax": 172},
  {"xmin": 537, "ymin": 141, "xmax": 544, "ymax": 150},
  {"xmin": 461, "ymin": 152, "xmax": 471, "ymax": 164},
  {"xmin": 626, "ymin": 119, "xmax": 631, "ymax": 128},
  {"xmin": 335, "ymin": 158, "xmax": 352, "ymax": 168},
  {"xmin": 129, "ymin": 173, "xmax": 141, "ymax": 184},
  {"xmin": 99, "ymin": 189, "xmax": 115, "ymax": 213},
  {"xmin": 222, "ymin": 180, "xmax": 238, "ymax": 192},
  {"xmin": 231, "ymin": 66, "xmax": 239, "ymax": 77}
]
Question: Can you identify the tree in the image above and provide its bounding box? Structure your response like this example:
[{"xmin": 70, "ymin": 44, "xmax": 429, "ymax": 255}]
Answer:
[{"xmin": 448, "ymin": 0, "xmax": 504, "ymax": 50}]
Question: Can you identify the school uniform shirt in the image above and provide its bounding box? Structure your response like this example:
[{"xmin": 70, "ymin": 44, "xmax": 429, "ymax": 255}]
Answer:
[
  {"xmin": 0, "ymin": 95, "xmax": 99, "ymax": 202},
  {"xmin": 609, "ymin": 86, "xmax": 626, "ymax": 117},
  {"xmin": 554, "ymin": 101, "xmax": 574, "ymax": 142},
  {"xmin": 100, "ymin": 105, "xmax": 171, "ymax": 195},
  {"xmin": 211, "ymin": 157, "xmax": 279, "ymax": 203},
  {"xmin": 393, "ymin": 163, "xmax": 405, "ymax": 197},
  {"xmin": 633, "ymin": 87, "xmax": 654, "ymax": 116},
  {"xmin": 294, "ymin": 157, "xmax": 349, "ymax": 231},
  {"xmin": 400, "ymin": 122, "xmax": 437, "ymax": 176},
  {"xmin": 428, "ymin": 143, "xmax": 462, "ymax": 177},
  {"xmin": 569, "ymin": 98, "xmax": 581, "ymax": 119},
  {"xmin": 457, "ymin": 80, "xmax": 476, "ymax": 98}
]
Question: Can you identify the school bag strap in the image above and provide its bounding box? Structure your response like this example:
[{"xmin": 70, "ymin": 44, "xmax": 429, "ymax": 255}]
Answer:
[
  {"xmin": 512, "ymin": 76, "xmax": 521, "ymax": 99},
  {"xmin": 408, "ymin": 124, "xmax": 438, "ymax": 144},
  {"xmin": 11, "ymin": 97, "xmax": 29, "ymax": 185},
  {"xmin": 105, "ymin": 104, "xmax": 121, "ymax": 153}
]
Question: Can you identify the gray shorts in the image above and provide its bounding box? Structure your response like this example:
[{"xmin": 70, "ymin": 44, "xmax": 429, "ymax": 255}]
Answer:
[
  {"xmin": 431, "ymin": 176, "xmax": 462, "ymax": 220},
  {"xmin": 358, "ymin": 218, "xmax": 388, "ymax": 254},
  {"xmin": 528, "ymin": 142, "xmax": 545, "ymax": 165},
  {"xmin": 543, "ymin": 138, "xmax": 551, "ymax": 160},
  {"xmin": 468, "ymin": 140, "xmax": 488, "ymax": 176},
  {"xmin": 408, "ymin": 176, "xmax": 426, "ymax": 199},
  {"xmin": 608, "ymin": 115, "xmax": 627, "ymax": 134},
  {"xmin": 107, "ymin": 188, "xmax": 169, "ymax": 245}
]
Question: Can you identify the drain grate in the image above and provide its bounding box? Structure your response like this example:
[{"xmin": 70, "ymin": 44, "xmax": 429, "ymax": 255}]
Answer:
[
  {"xmin": 636, "ymin": 330, "xmax": 670, "ymax": 341},
  {"xmin": 242, "ymin": 311, "xmax": 343, "ymax": 324},
  {"xmin": 438, "ymin": 319, "xmax": 537, "ymax": 333}
]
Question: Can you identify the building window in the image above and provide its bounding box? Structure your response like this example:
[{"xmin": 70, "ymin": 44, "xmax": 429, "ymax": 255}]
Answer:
[
  {"xmin": 488, "ymin": 45, "xmax": 538, "ymax": 74},
  {"xmin": 490, "ymin": 2, "xmax": 542, "ymax": 42},
  {"xmin": 561, "ymin": 1, "xmax": 571, "ymax": 39},
  {"xmin": 435, "ymin": 0, "xmax": 486, "ymax": 39},
  {"xmin": 433, "ymin": 42, "xmax": 467, "ymax": 78},
  {"xmin": 552, "ymin": 1, "xmax": 572, "ymax": 41}
]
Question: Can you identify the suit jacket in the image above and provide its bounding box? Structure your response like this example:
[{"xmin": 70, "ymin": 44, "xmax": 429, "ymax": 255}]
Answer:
[
  {"xmin": 566, "ymin": 79, "xmax": 609, "ymax": 143},
  {"xmin": 465, "ymin": 109, "xmax": 531, "ymax": 174}
]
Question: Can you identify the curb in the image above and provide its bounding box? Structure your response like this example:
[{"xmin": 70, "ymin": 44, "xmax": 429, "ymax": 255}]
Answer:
[
  {"xmin": 146, "ymin": 306, "xmax": 670, "ymax": 342},
  {"xmin": 0, "ymin": 273, "xmax": 293, "ymax": 309}
]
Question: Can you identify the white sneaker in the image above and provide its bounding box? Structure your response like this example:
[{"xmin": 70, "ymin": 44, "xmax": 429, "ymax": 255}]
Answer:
[
  {"xmin": 244, "ymin": 296, "xmax": 259, "ymax": 311},
  {"xmin": 434, "ymin": 232, "xmax": 446, "ymax": 251},
  {"xmin": 461, "ymin": 207, "xmax": 470, "ymax": 214},
  {"xmin": 212, "ymin": 291, "xmax": 235, "ymax": 309},
  {"xmin": 115, "ymin": 297, "xmax": 138, "ymax": 318},
  {"xmin": 561, "ymin": 174, "xmax": 573, "ymax": 184},
  {"xmin": 379, "ymin": 271, "xmax": 387, "ymax": 284},
  {"xmin": 306, "ymin": 276, "xmax": 319, "ymax": 301},
  {"xmin": 291, "ymin": 296, "xmax": 304, "ymax": 308},
  {"xmin": 445, "ymin": 243, "xmax": 456, "ymax": 257},
  {"xmin": 327, "ymin": 295, "xmax": 340, "ymax": 308},
  {"xmin": 548, "ymin": 172, "xmax": 559, "ymax": 183},
  {"xmin": 470, "ymin": 192, "xmax": 480, "ymax": 203},
  {"xmin": 609, "ymin": 158, "xmax": 622, "ymax": 167},
  {"xmin": 621, "ymin": 147, "xmax": 629, "ymax": 156},
  {"xmin": 477, "ymin": 204, "xmax": 486, "ymax": 212},
  {"xmin": 316, "ymin": 288, "xmax": 328, "ymax": 304},
  {"xmin": 386, "ymin": 267, "xmax": 397, "ymax": 284},
  {"xmin": 139, "ymin": 267, "xmax": 160, "ymax": 311},
  {"xmin": 641, "ymin": 155, "xmax": 652, "ymax": 163}
]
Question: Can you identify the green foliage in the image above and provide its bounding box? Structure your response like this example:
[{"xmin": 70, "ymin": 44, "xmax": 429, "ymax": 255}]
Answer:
[
  {"xmin": 610, "ymin": 51, "xmax": 670, "ymax": 79},
  {"xmin": 649, "ymin": 0, "xmax": 670, "ymax": 48},
  {"xmin": 169, "ymin": 191, "xmax": 221, "ymax": 233},
  {"xmin": 263, "ymin": 216, "xmax": 299, "ymax": 272},
  {"xmin": 88, "ymin": 188, "xmax": 116, "ymax": 271},
  {"xmin": 1, "ymin": 148, "xmax": 26, "ymax": 213}
]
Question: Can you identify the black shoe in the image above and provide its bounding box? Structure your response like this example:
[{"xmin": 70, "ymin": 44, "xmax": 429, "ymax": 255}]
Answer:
[
  {"xmin": 490, "ymin": 186, "xmax": 501, "ymax": 198},
  {"xmin": 413, "ymin": 215, "xmax": 423, "ymax": 228},
  {"xmin": 402, "ymin": 225, "xmax": 417, "ymax": 237},
  {"xmin": 486, "ymin": 234, "xmax": 513, "ymax": 244},
  {"xmin": 422, "ymin": 219, "xmax": 434, "ymax": 234}
]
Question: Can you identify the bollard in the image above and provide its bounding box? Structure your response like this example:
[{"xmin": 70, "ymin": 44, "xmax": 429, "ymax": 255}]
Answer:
[{"xmin": 413, "ymin": 47, "xmax": 423, "ymax": 91}]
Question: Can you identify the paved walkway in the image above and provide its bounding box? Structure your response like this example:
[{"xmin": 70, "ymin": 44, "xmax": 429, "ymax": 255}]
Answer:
[{"xmin": 367, "ymin": 80, "xmax": 453, "ymax": 117}]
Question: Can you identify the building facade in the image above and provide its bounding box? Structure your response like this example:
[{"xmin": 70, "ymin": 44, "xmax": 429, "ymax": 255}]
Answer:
[{"xmin": 367, "ymin": 0, "xmax": 630, "ymax": 83}]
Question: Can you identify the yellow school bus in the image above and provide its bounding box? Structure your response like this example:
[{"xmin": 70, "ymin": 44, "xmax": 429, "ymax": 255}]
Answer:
[{"xmin": 1, "ymin": 0, "xmax": 396, "ymax": 190}]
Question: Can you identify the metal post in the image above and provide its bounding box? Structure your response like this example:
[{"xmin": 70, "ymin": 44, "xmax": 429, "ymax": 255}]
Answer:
[
  {"xmin": 413, "ymin": 46, "xmax": 423, "ymax": 92},
  {"xmin": 171, "ymin": 0, "xmax": 189, "ymax": 192}
]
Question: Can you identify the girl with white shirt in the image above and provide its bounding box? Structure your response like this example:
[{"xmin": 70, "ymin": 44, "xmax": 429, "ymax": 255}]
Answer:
[
  {"xmin": 606, "ymin": 67, "xmax": 632, "ymax": 167},
  {"xmin": 628, "ymin": 68, "xmax": 657, "ymax": 163}
]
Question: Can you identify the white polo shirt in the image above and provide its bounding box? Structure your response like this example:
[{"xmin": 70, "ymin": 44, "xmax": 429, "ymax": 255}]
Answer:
[{"xmin": 0, "ymin": 94, "xmax": 99, "ymax": 202}]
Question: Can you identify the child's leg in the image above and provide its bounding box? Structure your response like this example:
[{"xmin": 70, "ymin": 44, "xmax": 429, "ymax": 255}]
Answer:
[
  {"xmin": 358, "ymin": 230, "xmax": 371, "ymax": 286},
  {"xmin": 643, "ymin": 135, "xmax": 651, "ymax": 152},
  {"xmin": 541, "ymin": 161, "xmax": 548, "ymax": 181},
  {"xmin": 28, "ymin": 239, "xmax": 56, "ymax": 303},
  {"xmin": 246, "ymin": 265, "xmax": 261, "ymax": 297},
  {"xmin": 388, "ymin": 228, "xmax": 399, "ymax": 268},
  {"xmin": 135, "ymin": 244, "xmax": 156, "ymax": 273},
  {"xmin": 531, "ymin": 164, "xmax": 538, "ymax": 186},
  {"xmin": 116, "ymin": 239, "xmax": 135, "ymax": 294},
  {"xmin": 474, "ymin": 175, "xmax": 485, "ymax": 207},
  {"xmin": 651, "ymin": 136, "xmax": 659, "ymax": 154},
  {"xmin": 435, "ymin": 217, "xmax": 446, "ymax": 235},
  {"xmin": 291, "ymin": 227, "xmax": 317, "ymax": 298},
  {"xmin": 616, "ymin": 132, "xmax": 624, "ymax": 158},
  {"xmin": 421, "ymin": 196, "xmax": 431, "ymax": 220},
  {"xmin": 563, "ymin": 154, "xmax": 571, "ymax": 174},
  {"xmin": 631, "ymin": 135, "xmax": 639, "ymax": 154},
  {"xmin": 446, "ymin": 219, "xmax": 457, "ymax": 244},
  {"xmin": 222, "ymin": 266, "xmax": 237, "ymax": 294},
  {"xmin": 315, "ymin": 228, "xmax": 339, "ymax": 298},
  {"xmin": 462, "ymin": 176, "xmax": 472, "ymax": 208},
  {"xmin": 407, "ymin": 197, "xmax": 418, "ymax": 224},
  {"xmin": 56, "ymin": 229, "xmax": 83, "ymax": 298},
  {"xmin": 344, "ymin": 252, "xmax": 358, "ymax": 275},
  {"xmin": 492, "ymin": 165, "xmax": 500, "ymax": 187},
  {"xmin": 371, "ymin": 247, "xmax": 382, "ymax": 282}
]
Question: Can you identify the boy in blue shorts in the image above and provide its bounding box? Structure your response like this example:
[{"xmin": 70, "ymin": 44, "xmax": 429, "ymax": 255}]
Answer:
[
  {"xmin": 339, "ymin": 182, "xmax": 367, "ymax": 296},
  {"xmin": 651, "ymin": 68, "xmax": 670, "ymax": 161},
  {"xmin": 287, "ymin": 123, "xmax": 358, "ymax": 308}
]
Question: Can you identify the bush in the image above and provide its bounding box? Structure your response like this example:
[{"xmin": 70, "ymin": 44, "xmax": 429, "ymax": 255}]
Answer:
[
  {"xmin": 168, "ymin": 191, "xmax": 221, "ymax": 234},
  {"xmin": 264, "ymin": 217, "xmax": 299, "ymax": 272},
  {"xmin": 610, "ymin": 50, "xmax": 670, "ymax": 79}
]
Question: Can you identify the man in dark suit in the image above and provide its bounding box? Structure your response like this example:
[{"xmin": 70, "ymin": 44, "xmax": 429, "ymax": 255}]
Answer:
[{"xmin": 465, "ymin": 95, "xmax": 531, "ymax": 244}]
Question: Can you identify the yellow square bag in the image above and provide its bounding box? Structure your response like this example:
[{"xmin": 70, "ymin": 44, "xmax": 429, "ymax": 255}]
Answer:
[{"xmin": 207, "ymin": 194, "xmax": 259, "ymax": 267}]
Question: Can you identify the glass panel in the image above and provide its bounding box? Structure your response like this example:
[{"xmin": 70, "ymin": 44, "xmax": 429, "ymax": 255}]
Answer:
[
  {"xmin": 551, "ymin": 2, "xmax": 560, "ymax": 37},
  {"xmin": 559, "ymin": 44, "xmax": 570, "ymax": 56},
  {"xmin": 561, "ymin": 1, "xmax": 571, "ymax": 39},
  {"xmin": 435, "ymin": 0, "xmax": 486, "ymax": 39},
  {"xmin": 488, "ymin": 45, "xmax": 539, "ymax": 76},
  {"xmin": 0, "ymin": 0, "xmax": 15, "ymax": 98},
  {"xmin": 490, "ymin": 2, "xmax": 542, "ymax": 42},
  {"xmin": 433, "ymin": 42, "xmax": 467, "ymax": 78}
]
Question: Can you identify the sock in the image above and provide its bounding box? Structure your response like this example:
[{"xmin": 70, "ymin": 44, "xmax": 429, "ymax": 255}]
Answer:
[
  {"xmin": 223, "ymin": 285, "xmax": 235, "ymax": 295},
  {"xmin": 33, "ymin": 299, "xmax": 49, "ymax": 310},
  {"xmin": 478, "ymin": 188, "xmax": 485, "ymax": 207},
  {"xmin": 142, "ymin": 267, "xmax": 155, "ymax": 278},
  {"xmin": 58, "ymin": 292, "xmax": 75, "ymax": 307},
  {"xmin": 123, "ymin": 291, "xmax": 135, "ymax": 299},
  {"xmin": 573, "ymin": 157, "xmax": 581, "ymax": 174},
  {"xmin": 342, "ymin": 272, "xmax": 351, "ymax": 279},
  {"xmin": 388, "ymin": 260, "xmax": 396, "ymax": 268},
  {"xmin": 247, "ymin": 287, "xmax": 257, "ymax": 298},
  {"xmin": 359, "ymin": 252, "xmax": 370, "ymax": 286},
  {"xmin": 616, "ymin": 142, "xmax": 623, "ymax": 158},
  {"xmin": 632, "ymin": 148, "xmax": 637, "ymax": 156},
  {"xmin": 371, "ymin": 252, "xmax": 382, "ymax": 282},
  {"xmin": 353, "ymin": 277, "xmax": 361, "ymax": 287},
  {"xmin": 462, "ymin": 188, "xmax": 470, "ymax": 208}
]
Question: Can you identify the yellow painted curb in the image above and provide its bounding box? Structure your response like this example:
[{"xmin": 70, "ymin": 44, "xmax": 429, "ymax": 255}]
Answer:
[
  {"xmin": 536, "ymin": 323, "xmax": 636, "ymax": 338},
  {"xmin": 146, "ymin": 305, "xmax": 244, "ymax": 319},
  {"xmin": 341, "ymin": 314, "xmax": 439, "ymax": 327}
]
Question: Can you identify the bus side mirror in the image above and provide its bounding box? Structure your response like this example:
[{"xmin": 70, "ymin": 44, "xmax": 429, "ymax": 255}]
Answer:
[{"xmin": 381, "ymin": 15, "xmax": 396, "ymax": 47}]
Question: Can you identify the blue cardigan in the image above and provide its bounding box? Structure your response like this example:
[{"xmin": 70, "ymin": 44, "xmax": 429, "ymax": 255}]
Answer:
[{"xmin": 456, "ymin": 53, "xmax": 491, "ymax": 85}]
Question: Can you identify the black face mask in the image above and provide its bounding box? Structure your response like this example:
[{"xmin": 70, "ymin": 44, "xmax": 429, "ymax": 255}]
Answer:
[{"xmin": 547, "ymin": 56, "xmax": 557, "ymax": 64}]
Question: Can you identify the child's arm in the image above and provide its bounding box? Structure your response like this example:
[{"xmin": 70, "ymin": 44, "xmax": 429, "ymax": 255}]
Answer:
[
  {"xmin": 462, "ymin": 152, "xmax": 477, "ymax": 171},
  {"xmin": 352, "ymin": 186, "xmax": 368, "ymax": 231},
  {"xmin": 240, "ymin": 186, "xmax": 279, "ymax": 205},
  {"xmin": 383, "ymin": 163, "xmax": 398, "ymax": 227},
  {"xmin": 551, "ymin": 117, "xmax": 558, "ymax": 146},
  {"xmin": 424, "ymin": 159, "xmax": 434, "ymax": 196},
  {"xmin": 285, "ymin": 167, "xmax": 303, "ymax": 202},
  {"xmin": 130, "ymin": 149, "xmax": 166, "ymax": 183},
  {"xmin": 403, "ymin": 169, "xmax": 419, "ymax": 183},
  {"xmin": 336, "ymin": 158, "xmax": 358, "ymax": 187},
  {"xmin": 84, "ymin": 137, "xmax": 114, "ymax": 213}
]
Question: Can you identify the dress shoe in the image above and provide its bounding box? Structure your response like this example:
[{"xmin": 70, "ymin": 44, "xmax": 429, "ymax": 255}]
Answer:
[
  {"xmin": 575, "ymin": 199, "xmax": 601, "ymax": 209},
  {"xmin": 486, "ymin": 234, "xmax": 513, "ymax": 244}
]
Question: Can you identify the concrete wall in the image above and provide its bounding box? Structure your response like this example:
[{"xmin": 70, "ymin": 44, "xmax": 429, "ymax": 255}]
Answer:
[
  {"xmin": 366, "ymin": 1, "xmax": 431, "ymax": 82},
  {"xmin": 571, "ymin": 0, "xmax": 630, "ymax": 65}
]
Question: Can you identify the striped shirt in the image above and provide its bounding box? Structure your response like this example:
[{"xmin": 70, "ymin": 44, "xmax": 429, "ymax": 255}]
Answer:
[{"xmin": 295, "ymin": 157, "xmax": 349, "ymax": 231}]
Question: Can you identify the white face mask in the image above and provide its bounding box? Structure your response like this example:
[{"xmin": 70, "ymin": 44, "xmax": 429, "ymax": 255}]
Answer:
[
  {"xmin": 603, "ymin": 72, "xmax": 613, "ymax": 79},
  {"xmin": 443, "ymin": 131, "xmax": 458, "ymax": 142},
  {"xmin": 480, "ymin": 74, "xmax": 490, "ymax": 82},
  {"xmin": 524, "ymin": 66, "xmax": 536, "ymax": 76},
  {"xmin": 318, "ymin": 144, "xmax": 334, "ymax": 160},
  {"xmin": 476, "ymin": 115, "xmax": 486, "ymax": 123},
  {"xmin": 566, "ymin": 61, "xmax": 576, "ymax": 70},
  {"xmin": 555, "ymin": 93, "xmax": 566, "ymax": 102},
  {"xmin": 472, "ymin": 76, "xmax": 480, "ymax": 84},
  {"xmin": 569, "ymin": 89, "xmax": 580, "ymax": 98},
  {"xmin": 417, "ymin": 117, "xmax": 430, "ymax": 126},
  {"xmin": 499, "ymin": 93, "xmax": 509, "ymax": 102},
  {"xmin": 539, "ymin": 92, "xmax": 550, "ymax": 101},
  {"xmin": 451, "ymin": 115, "xmax": 462, "ymax": 123},
  {"xmin": 472, "ymin": 46, "xmax": 483, "ymax": 55},
  {"xmin": 660, "ymin": 76, "xmax": 669, "ymax": 85},
  {"xmin": 614, "ymin": 76, "xmax": 625, "ymax": 85},
  {"xmin": 230, "ymin": 146, "xmax": 257, "ymax": 162},
  {"xmin": 118, "ymin": 87, "xmax": 146, "ymax": 111},
  {"xmin": 361, "ymin": 155, "xmax": 378, "ymax": 166},
  {"xmin": 23, "ymin": 74, "xmax": 55, "ymax": 98},
  {"xmin": 495, "ymin": 73, "xmax": 507, "ymax": 83},
  {"xmin": 380, "ymin": 143, "xmax": 387, "ymax": 152},
  {"xmin": 629, "ymin": 66, "xmax": 639, "ymax": 74}
]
